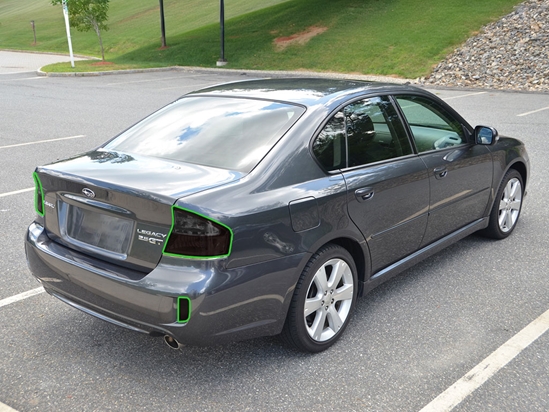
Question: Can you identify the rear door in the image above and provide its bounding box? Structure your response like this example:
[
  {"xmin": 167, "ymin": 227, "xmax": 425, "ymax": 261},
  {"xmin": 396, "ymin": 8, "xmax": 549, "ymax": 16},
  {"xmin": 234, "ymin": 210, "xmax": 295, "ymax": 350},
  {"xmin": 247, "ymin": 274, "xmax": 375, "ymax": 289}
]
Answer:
[{"xmin": 312, "ymin": 96, "xmax": 430, "ymax": 273}]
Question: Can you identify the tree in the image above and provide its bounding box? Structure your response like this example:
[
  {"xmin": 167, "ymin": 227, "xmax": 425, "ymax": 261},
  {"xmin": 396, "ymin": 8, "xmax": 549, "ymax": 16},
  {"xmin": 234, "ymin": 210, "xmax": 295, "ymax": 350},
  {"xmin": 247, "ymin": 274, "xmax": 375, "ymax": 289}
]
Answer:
[{"xmin": 52, "ymin": 0, "xmax": 110, "ymax": 61}]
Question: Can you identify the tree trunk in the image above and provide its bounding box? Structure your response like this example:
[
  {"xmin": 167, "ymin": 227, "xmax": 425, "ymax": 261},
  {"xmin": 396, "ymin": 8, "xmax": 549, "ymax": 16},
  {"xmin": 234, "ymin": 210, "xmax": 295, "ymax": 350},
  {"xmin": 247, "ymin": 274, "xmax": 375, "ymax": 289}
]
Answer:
[{"xmin": 93, "ymin": 21, "xmax": 105, "ymax": 61}]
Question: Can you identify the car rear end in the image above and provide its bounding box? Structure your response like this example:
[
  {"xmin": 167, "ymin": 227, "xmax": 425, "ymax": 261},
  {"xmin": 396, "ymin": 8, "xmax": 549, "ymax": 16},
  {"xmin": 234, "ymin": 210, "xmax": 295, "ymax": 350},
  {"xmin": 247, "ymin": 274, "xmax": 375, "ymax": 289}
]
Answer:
[
  {"xmin": 26, "ymin": 156, "xmax": 225, "ymax": 344},
  {"xmin": 25, "ymin": 93, "xmax": 308, "ymax": 347}
]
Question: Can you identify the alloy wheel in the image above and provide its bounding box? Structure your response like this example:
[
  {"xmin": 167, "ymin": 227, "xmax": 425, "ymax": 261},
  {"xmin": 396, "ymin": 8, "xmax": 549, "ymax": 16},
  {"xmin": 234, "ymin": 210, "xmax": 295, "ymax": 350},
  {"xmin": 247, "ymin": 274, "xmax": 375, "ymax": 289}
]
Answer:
[
  {"xmin": 498, "ymin": 177, "xmax": 522, "ymax": 233},
  {"xmin": 304, "ymin": 258, "xmax": 354, "ymax": 342}
]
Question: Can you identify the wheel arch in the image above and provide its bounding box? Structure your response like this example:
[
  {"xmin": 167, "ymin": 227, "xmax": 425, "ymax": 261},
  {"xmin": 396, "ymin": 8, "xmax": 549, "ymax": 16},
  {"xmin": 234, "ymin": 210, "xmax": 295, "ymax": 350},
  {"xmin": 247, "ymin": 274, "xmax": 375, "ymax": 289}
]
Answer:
[
  {"xmin": 485, "ymin": 155, "xmax": 528, "ymax": 218},
  {"xmin": 324, "ymin": 237, "xmax": 370, "ymax": 297},
  {"xmin": 490, "ymin": 159, "xmax": 528, "ymax": 213},
  {"xmin": 508, "ymin": 160, "xmax": 528, "ymax": 188}
]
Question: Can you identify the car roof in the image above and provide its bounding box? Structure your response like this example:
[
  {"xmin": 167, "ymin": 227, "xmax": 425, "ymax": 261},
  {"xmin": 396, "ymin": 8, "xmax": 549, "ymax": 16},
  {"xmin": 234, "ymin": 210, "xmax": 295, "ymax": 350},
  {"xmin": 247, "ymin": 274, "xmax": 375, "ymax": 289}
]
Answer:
[{"xmin": 187, "ymin": 78, "xmax": 423, "ymax": 107}]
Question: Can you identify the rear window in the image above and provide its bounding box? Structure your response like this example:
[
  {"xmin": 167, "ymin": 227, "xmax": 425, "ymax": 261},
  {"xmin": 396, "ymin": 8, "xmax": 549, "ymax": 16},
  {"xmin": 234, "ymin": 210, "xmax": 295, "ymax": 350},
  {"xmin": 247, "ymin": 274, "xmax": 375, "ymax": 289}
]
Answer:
[{"xmin": 104, "ymin": 96, "xmax": 305, "ymax": 172}]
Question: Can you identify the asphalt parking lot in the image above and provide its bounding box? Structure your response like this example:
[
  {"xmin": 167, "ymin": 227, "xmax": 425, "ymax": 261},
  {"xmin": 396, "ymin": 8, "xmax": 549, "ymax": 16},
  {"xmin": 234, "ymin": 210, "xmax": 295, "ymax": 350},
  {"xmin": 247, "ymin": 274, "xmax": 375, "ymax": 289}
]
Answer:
[
  {"xmin": 0, "ymin": 50, "xmax": 85, "ymax": 74},
  {"xmin": 1, "ymin": 56, "xmax": 549, "ymax": 411}
]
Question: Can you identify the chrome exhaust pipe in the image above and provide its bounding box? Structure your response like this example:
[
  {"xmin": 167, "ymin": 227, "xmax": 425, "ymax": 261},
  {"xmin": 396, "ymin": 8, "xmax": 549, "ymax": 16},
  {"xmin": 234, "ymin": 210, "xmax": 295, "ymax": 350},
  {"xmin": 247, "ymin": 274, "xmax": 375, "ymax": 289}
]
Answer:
[{"xmin": 163, "ymin": 335, "xmax": 182, "ymax": 350}]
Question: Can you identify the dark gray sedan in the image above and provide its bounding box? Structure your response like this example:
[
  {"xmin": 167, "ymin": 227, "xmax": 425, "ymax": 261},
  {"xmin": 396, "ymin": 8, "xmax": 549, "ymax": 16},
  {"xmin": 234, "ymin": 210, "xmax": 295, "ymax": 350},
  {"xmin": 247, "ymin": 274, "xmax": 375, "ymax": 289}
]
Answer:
[{"xmin": 25, "ymin": 79, "xmax": 529, "ymax": 352}]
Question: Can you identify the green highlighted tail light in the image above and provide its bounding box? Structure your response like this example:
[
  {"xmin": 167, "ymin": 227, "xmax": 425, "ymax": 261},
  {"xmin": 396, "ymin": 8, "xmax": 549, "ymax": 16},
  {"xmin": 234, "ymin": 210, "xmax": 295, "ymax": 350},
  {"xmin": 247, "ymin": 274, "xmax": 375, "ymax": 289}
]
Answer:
[
  {"xmin": 33, "ymin": 172, "xmax": 45, "ymax": 217},
  {"xmin": 177, "ymin": 297, "xmax": 191, "ymax": 323},
  {"xmin": 163, "ymin": 206, "xmax": 233, "ymax": 259}
]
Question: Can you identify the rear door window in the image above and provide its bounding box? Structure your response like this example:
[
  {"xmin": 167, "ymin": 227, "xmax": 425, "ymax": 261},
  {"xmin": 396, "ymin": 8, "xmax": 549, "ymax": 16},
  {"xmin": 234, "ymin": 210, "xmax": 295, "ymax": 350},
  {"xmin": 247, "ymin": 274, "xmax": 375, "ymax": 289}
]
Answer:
[{"xmin": 313, "ymin": 96, "xmax": 412, "ymax": 171}]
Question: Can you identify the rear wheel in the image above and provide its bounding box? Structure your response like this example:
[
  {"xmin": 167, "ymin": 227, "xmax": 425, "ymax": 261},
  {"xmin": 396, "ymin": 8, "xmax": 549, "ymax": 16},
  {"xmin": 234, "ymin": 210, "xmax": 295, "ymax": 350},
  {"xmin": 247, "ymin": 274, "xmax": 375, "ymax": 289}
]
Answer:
[
  {"xmin": 282, "ymin": 244, "xmax": 358, "ymax": 352},
  {"xmin": 482, "ymin": 169, "xmax": 524, "ymax": 239}
]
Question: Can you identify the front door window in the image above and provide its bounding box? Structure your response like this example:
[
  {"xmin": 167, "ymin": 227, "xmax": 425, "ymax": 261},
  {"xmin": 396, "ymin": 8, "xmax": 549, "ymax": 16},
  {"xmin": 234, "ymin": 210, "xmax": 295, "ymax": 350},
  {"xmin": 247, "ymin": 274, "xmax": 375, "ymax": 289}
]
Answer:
[{"xmin": 395, "ymin": 95, "xmax": 466, "ymax": 152}]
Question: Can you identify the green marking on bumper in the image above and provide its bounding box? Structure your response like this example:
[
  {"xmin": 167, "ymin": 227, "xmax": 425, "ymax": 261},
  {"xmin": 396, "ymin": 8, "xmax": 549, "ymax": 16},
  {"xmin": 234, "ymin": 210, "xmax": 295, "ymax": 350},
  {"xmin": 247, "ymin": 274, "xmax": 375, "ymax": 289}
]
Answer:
[{"xmin": 177, "ymin": 296, "xmax": 191, "ymax": 323}]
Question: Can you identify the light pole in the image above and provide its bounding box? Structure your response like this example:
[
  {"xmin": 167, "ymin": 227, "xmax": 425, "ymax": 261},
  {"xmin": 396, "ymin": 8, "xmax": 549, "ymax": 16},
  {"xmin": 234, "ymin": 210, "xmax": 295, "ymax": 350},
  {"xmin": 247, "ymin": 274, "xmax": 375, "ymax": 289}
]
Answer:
[
  {"xmin": 217, "ymin": 0, "xmax": 227, "ymax": 66},
  {"xmin": 61, "ymin": 0, "xmax": 75, "ymax": 68},
  {"xmin": 159, "ymin": 0, "xmax": 166, "ymax": 48}
]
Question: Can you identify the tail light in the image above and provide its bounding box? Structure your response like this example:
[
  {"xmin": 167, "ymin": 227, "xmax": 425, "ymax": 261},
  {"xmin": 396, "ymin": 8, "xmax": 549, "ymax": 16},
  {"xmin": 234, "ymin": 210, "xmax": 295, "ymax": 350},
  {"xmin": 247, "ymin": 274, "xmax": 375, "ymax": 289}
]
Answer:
[
  {"xmin": 163, "ymin": 207, "xmax": 233, "ymax": 259},
  {"xmin": 33, "ymin": 172, "xmax": 44, "ymax": 216}
]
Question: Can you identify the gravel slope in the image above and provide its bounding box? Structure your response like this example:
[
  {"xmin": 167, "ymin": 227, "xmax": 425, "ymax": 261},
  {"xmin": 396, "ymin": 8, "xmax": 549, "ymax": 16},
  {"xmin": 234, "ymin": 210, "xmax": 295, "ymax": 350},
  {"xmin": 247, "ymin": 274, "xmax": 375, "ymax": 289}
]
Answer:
[{"xmin": 422, "ymin": 0, "xmax": 549, "ymax": 91}]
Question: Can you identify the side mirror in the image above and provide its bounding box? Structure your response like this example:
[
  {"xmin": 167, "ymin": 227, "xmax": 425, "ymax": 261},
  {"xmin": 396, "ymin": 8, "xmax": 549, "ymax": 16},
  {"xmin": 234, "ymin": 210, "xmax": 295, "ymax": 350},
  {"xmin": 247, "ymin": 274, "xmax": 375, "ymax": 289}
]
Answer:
[{"xmin": 475, "ymin": 125, "xmax": 499, "ymax": 145}]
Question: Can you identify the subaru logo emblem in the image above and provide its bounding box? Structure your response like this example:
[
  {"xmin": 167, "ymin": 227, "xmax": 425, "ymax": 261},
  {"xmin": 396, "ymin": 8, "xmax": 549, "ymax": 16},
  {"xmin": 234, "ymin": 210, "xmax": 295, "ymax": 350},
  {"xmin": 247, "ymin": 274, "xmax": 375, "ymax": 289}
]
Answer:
[{"xmin": 82, "ymin": 188, "xmax": 96, "ymax": 198}]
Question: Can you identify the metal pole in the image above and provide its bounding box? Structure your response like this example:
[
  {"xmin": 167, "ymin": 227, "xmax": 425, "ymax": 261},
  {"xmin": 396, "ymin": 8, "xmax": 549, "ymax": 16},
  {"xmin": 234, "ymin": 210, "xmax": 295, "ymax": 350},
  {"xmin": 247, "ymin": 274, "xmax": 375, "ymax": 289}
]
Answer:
[
  {"xmin": 217, "ymin": 0, "xmax": 227, "ymax": 66},
  {"xmin": 30, "ymin": 20, "xmax": 37, "ymax": 45},
  {"xmin": 159, "ymin": 0, "xmax": 166, "ymax": 48},
  {"xmin": 220, "ymin": 0, "xmax": 225, "ymax": 61},
  {"xmin": 61, "ymin": 0, "xmax": 75, "ymax": 68}
]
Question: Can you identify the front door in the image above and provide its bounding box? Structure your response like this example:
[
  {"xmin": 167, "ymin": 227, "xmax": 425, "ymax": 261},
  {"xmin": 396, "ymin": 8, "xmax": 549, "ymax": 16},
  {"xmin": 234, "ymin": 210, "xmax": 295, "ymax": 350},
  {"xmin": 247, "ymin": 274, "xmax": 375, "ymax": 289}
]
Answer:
[{"xmin": 394, "ymin": 95, "xmax": 493, "ymax": 246}]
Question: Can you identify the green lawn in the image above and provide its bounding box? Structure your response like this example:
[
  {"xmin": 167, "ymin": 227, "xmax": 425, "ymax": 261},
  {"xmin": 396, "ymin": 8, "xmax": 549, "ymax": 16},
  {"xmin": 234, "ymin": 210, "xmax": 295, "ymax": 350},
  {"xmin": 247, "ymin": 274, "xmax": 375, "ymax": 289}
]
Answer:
[
  {"xmin": 1, "ymin": 0, "xmax": 521, "ymax": 78},
  {"xmin": 0, "ymin": 0, "xmax": 290, "ymax": 56}
]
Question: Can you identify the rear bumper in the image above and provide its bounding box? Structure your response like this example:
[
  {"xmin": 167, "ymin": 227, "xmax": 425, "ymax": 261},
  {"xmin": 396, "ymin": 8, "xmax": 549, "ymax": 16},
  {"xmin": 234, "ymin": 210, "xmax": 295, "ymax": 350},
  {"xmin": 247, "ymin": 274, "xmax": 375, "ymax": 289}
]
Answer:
[{"xmin": 25, "ymin": 222, "xmax": 304, "ymax": 346}]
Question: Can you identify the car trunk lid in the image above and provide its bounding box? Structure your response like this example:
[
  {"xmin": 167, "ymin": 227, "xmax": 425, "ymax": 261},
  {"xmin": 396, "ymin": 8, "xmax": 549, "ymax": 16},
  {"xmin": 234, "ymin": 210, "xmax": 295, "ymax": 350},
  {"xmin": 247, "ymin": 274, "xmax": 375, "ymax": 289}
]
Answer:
[{"xmin": 35, "ymin": 150, "xmax": 244, "ymax": 272}]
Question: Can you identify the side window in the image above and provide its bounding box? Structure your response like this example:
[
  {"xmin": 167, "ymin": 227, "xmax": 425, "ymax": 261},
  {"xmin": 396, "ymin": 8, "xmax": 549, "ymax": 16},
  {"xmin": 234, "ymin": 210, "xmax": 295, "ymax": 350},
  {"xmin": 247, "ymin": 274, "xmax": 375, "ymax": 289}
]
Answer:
[
  {"xmin": 395, "ymin": 95, "xmax": 466, "ymax": 152},
  {"xmin": 312, "ymin": 112, "xmax": 346, "ymax": 171},
  {"xmin": 312, "ymin": 96, "xmax": 412, "ymax": 171},
  {"xmin": 345, "ymin": 96, "xmax": 411, "ymax": 167}
]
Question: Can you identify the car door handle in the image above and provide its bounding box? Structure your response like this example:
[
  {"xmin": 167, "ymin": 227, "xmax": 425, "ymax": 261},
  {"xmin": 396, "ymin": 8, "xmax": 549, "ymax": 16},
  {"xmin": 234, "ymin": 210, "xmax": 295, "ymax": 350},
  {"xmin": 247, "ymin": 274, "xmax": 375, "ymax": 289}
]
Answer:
[
  {"xmin": 434, "ymin": 166, "xmax": 448, "ymax": 179},
  {"xmin": 355, "ymin": 187, "xmax": 374, "ymax": 202}
]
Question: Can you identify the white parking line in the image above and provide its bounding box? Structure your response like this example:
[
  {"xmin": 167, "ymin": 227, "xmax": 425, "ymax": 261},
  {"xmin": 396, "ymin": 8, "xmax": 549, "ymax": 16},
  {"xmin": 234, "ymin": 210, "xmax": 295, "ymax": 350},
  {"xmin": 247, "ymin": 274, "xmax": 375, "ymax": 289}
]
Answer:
[
  {"xmin": 0, "ymin": 77, "xmax": 45, "ymax": 82},
  {"xmin": 419, "ymin": 307, "xmax": 549, "ymax": 412},
  {"xmin": 0, "ymin": 71, "xmax": 35, "ymax": 75},
  {"xmin": 107, "ymin": 76, "xmax": 185, "ymax": 86},
  {"xmin": 0, "ymin": 287, "xmax": 44, "ymax": 309},
  {"xmin": 0, "ymin": 188, "xmax": 33, "ymax": 198},
  {"xmin": 0, "ymin": 135, "xmax": 85, "ymax": 150},
  {"xmin": 442, "ymin": 92, "xmax": 488, "ymax": 101},
  {"xmin": 0, "ymin": 401, "xmax": 19, "ymax": 412},
  {"xmin": 517, "ymin": 106, "xmax": 549, "ymax": 117},
  {"xmin": 158, "ymin": 82, "xmax": 213, "ymax": 91}
]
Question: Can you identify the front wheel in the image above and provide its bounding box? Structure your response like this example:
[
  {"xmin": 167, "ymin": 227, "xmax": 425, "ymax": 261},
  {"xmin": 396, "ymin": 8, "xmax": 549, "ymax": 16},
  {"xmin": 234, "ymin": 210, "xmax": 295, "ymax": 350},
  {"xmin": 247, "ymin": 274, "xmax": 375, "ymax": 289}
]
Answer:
[
  {"xmin": 482, "ymin": 169, "xmax": 524, "ymax": 239},
  {"xmin": 282, "ymin": 244, "xmax": 358, "ymax": 353}
]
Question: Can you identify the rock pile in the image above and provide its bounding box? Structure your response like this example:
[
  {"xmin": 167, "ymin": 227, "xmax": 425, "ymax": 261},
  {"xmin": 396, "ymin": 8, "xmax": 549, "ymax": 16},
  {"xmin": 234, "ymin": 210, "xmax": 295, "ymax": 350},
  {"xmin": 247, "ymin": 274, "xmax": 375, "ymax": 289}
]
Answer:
[{"xmin": 421, "ymin": 0, "xmax": 549, "ymax": 91}]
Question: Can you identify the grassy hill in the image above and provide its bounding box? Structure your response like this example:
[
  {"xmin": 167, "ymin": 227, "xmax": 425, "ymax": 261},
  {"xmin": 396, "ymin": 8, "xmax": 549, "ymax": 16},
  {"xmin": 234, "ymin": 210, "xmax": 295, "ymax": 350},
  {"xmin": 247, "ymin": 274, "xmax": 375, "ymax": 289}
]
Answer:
[
  {"xmin": 0, "ymin": 0, "xmax": 521, "ymax": 78},
  {"xmin": 0, "ymin": 0, "xmax": 290, "ymax": 55}
]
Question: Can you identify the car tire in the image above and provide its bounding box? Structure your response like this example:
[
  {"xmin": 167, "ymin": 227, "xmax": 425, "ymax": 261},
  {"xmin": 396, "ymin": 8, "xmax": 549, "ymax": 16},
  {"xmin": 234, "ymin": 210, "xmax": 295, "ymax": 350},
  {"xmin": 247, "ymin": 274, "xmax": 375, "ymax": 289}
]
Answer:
[
  {"xmin": 281, "ymin": 244, "xmax": 358, "ymax": 352},
  {"xmin": 482, "ymin": 169, "xmax": 524, "ymax": 239}
]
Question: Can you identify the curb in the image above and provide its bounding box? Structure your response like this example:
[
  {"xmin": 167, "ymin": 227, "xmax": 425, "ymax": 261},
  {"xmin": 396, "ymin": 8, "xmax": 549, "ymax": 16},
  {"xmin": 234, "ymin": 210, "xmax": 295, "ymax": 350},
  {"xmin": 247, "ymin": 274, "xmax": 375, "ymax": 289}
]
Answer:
[
  {"xmin": 37, "ymin": 66, "xmax": 176, "ymax": 77},
  {"xmin": 36, "ymin": 64, "xmax": 416, "ymax": 84}
]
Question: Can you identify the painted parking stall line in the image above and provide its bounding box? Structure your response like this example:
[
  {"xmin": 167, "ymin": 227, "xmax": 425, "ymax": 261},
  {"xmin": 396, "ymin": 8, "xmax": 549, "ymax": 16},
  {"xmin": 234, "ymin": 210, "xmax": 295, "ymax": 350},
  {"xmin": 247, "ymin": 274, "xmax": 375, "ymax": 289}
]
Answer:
[
  {"xmin": 0, "ymin": 76, "xmax": 45, "ymax": 82},
  {"xmin": 442, "ymin": 92, "xmax": 488, "ymax": 101},
  {"xmin": 0, "ymin": 135, "xmax": 85, "ymax": 150},
  {"xmin": 0, "ymin": 287, "xmax": 44, "ymax": 309},
  {"xmin": 419, "ymin": 307, "xmax": 549, "ymax": 412},
  {"xmin": 0, "ymin": 401, "xmax": 20, "ymax": 412},
  {"xmin": 106, "ymin": 76, "xmax": 185, "ymax": 86},
  {"xmin": 517, "ymin": 105, "xmax": 549, "ymax": 117},
  {"xmin": 0, "ymin": 71, "xmax": 36, "ymax": 76},
  {"xmin": 158, "ymin": 82, "xmax": 213, "ymax": 91},
  {"xmin": 0, "ymin": 188, "xmax": 33, "ymax": 198},
  {"xmin": 399, "ymin": 92, "xmax": 489, "ymax": 111}
]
